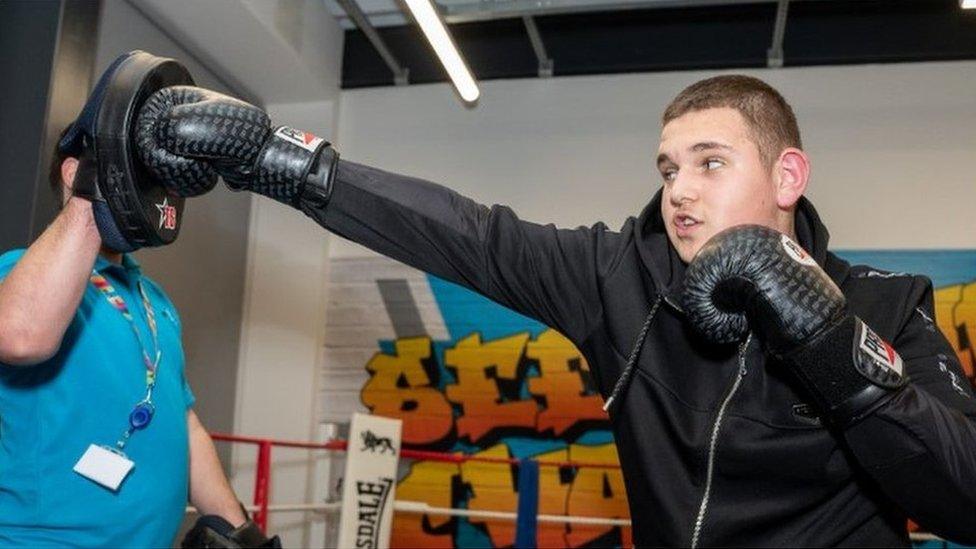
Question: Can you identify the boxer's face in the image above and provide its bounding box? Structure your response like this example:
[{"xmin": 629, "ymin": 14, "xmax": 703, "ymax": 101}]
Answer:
[{"xmin": 658, "ymin": 107, "xmax": 791, "ymax": 263}]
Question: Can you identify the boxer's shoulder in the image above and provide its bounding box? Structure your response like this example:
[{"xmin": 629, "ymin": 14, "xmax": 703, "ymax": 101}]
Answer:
[
  {"xmin": 843, "ymin": 264, "xmax": 931, "ymax": 301},
  {"xmin": 847, "ymin": 265, "xmax": 918, "ymax": 281},
  {"xmin": 841, "ymin": 264, "xmax": 931, "ymax": 341}
]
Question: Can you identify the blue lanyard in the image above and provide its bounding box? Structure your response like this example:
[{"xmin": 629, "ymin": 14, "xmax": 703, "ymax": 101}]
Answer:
[{"xmin": 90, "ymin": 270, "xmax": 161, "ymax": 451}]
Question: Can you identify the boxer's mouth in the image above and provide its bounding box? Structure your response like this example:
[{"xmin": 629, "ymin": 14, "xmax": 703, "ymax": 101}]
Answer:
[{"xmin": 673, "ymin": 213, "xmax": 701, "ymax": 236}]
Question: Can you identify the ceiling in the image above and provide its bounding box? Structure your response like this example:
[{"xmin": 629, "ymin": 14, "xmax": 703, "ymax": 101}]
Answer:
[
  {"xmin": 331, "ymin": 0, "xmax": 976, "ymax": 89},
  {"xmin": 326, "ymin": 0, "xmax": 785, "ymax": 28}
]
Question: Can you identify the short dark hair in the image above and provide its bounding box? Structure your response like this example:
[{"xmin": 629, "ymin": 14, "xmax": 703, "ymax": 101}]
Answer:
[{"xmin": 663, "ymin": 75, "xmax": 802, "ymax": 168}]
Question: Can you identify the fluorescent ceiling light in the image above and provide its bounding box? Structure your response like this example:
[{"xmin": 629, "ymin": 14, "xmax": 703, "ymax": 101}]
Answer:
[
  {"xmin": 963, "ymin": 0, "xmax": 976, "ymax": 8},
  {"xmin": 402, "ymin": 0, "xmax": 480, "ymax": 103}
]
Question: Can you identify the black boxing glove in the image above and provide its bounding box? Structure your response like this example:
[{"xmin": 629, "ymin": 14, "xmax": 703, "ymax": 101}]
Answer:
[
  {"xmin": 181, "ymin": 515, "xmax": 281, "ymax": 549},
  {"xmin": 682, "ymin": 225, "xmax": 906, "ymax": 428},
  {"xmin": 136, "ymin": 85, "xmax": 338, "ymax": 208}
]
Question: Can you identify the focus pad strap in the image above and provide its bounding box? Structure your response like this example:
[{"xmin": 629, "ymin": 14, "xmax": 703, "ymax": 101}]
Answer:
[
  {"xmin": 92, "ymin": 200, "xmax": 136, "ymax": 253},
  {"xmin": 781, "ymin": 315, "xmax": 906, "ymax": 427},
  {"xmin": 70, "ymin": 145, "xmax": 102, "ymax": 202}
]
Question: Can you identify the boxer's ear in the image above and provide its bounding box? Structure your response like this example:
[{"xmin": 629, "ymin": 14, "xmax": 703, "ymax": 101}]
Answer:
[
  {"xmin": 774, "ymin": 148, "xmax": 810, "ymax": 210},
  {"xmin": 62, "ymin": 157, "xmax": 79, "ymax": 189}
]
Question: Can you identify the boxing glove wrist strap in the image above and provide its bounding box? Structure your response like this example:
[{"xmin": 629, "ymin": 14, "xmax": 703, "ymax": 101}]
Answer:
[
  {"xmin": 224, "ymin": 126, "xmax": 337, "ymax": 208},
  {"xmin": 778, "ymin": 315, "xmax": 906, "ymax": 428},
  {"xmin": 299, "ymin": 145, "xmax": 339, "ymax": 210}
]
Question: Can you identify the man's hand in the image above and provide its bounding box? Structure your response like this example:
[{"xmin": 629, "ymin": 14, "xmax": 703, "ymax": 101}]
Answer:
[
  {"xmin": 182, "ymin": 514, "xmax": 281, "ymax": 549},
  {"xmin": 185, "ymin": 411, "xmax": 280, "ymax": 547},
  {"xmin": 682, "ymin": 225, "xmax": 906, "ymax": 427},
  {"xmin": 136, "ymin": 86, "xmax": 338, "ymax": 208}
]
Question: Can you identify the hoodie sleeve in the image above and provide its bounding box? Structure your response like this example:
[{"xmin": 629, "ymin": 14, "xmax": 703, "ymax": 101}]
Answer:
[
  {"xmin": 300, "ymin": 160, "xmax": 625, "ymax": 343},
  {"xmin": 842, "ymin": 276, "xmax": 976, "ymax": 544}
]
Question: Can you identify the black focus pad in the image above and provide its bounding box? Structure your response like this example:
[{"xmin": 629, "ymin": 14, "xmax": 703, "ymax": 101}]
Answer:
[
  {"xmin": 59, "ymin": 50, "xmax": 206, "ymax": 251},
  {"xmin": 95, "ymin": 51, "xmax": 203, "ymax": 249},
  {"xmin": 683, "ymin": 224, "xmax": 845, "ymax": 351}
]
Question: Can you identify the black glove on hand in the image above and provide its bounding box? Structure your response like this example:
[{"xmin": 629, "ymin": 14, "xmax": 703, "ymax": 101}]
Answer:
[
  {"xmin": 683, "ymin": 225, "xmax": 906, "ymax": 428},
  {"xmin": 136, "ymin": 85, "xmax": 338, "ymax": 208},
  {"xmin": 182, "ymin": 515, "xmax": 281, "ymax": 549}
]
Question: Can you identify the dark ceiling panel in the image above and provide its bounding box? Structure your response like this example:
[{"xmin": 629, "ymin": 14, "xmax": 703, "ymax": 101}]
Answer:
[
  {"xmin": 786, "ymin": 0, "xmax": 976, "ymax": 65},
  {"xmin": 539, "ymin": 3, "xmax": 776, "ymax": 76},
  {"xmin": 343, "ymin": 18, "xmax": 539, "ymax": 87},
  {"xmin": 341, "ymin": 0, "xmax": 976, "ymax": 89}
]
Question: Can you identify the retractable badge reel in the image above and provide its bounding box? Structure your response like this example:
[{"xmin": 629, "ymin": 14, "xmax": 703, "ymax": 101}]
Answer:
[{"xmin": 75, "ymin": 270, "xmax": 162, "ymax": 492}]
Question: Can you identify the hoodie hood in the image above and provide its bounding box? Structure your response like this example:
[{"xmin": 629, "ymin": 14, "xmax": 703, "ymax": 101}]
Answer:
[{"xmin": 634, "ymin": 188, "xmax": 844, "ymax": 300}]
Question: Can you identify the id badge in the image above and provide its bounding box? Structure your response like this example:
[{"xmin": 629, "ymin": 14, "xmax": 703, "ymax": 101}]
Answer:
[{"xmin": 73, "ymin": 444, "xmax": 135, "ymax": 491}]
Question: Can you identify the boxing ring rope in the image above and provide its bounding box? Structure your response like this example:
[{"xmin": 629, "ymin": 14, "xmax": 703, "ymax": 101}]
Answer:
[
  {"xmin": 206, "ymin": 432, "xmax": 631, "ymax": 533},
  {"xmin": 203, "ymin": 432, "xmax": 944, "ymax": 546}
]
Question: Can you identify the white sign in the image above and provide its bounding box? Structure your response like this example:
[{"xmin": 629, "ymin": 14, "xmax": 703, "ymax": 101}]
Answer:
[{"xmin": 337, "ymin": 413, "xmax": 403, "ymax": 549}]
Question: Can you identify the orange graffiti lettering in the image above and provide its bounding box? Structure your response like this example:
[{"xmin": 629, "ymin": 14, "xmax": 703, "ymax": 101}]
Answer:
[
  {"xmin": 461, "ymin": 444, "xmax": 519, "ymax": 547},
  {"xmin": 445, "ymin": 334, "xmax": 537, "ymax": 442},
  {"xmin": 362, "ymin": 337, "xmax": 454, "ymax": 445},
  {"xmin": 392, "ymin": 459, "xmax": 460, "ymax": 548},
  {"xmin": 565, "ymin": 444, "xmax": 631, "ymax": 548},
  {"xmin": 534, "ymin": 448, "xmax": 572, "ymax": 548},
  {"xmin": 935, "ymin": 283, "xmax": 976, "ymax": 381},
  {"xmin": 527, "ymin": 330, "xmax": 606, "ymax": 436}
]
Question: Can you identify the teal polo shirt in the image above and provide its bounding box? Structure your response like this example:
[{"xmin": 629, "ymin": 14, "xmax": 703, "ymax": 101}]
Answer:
[{"xmin": 0, "ymin": 249, "xmax": 195, "ymax": 547}]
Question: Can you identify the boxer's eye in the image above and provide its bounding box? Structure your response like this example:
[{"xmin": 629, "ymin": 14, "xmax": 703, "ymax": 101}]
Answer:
[{"xmin": 704, "ymin": 158, "xmax": 724, "ymax": 171}]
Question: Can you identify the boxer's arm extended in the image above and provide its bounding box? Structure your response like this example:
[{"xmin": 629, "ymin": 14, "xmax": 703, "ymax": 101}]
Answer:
[
  {"xmin": 843, "ymin": 282, "xmax": 976, "ymax": 544},
  {"xmin": 0, "ymin": 197, "xmax": 101, "ymax": 365},
  {"xmin": 300, "ymin": 160, "xmax": 618, "ymax": 341},
  {"xmin": 138, "ymin": 87, "xmax": 622, "ymax": 342}
]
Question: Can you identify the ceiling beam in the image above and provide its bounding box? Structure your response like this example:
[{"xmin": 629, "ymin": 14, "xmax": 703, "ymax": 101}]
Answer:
[
  {"xmin": 767, "ymin": 0, "xmax": 790, "ymax": 68},
  {"xmin": 522, "ymin": 16, "xmax": 554, "ymax": 78},
  {"xmin": 336, "ymin": 0, "xmax": 409, "ymax": 84},
  {"xmin": 332, "ymin": 0, "xmax": 833, "ymax": 28}
]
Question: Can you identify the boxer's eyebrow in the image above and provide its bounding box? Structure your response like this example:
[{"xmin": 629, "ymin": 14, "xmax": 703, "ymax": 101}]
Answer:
[
  {"xmin": 690, "ymin": 141, "xmax": 733, "ymax": 153},
  {"xmin": 657, "ymin": 142, "xmax": 732, "ymax": 168}
]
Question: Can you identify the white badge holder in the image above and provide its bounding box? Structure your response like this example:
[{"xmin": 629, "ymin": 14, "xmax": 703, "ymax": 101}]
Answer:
[{"xmin": 73, "ymin": 444, "xmax": 135, "ymax": 491}]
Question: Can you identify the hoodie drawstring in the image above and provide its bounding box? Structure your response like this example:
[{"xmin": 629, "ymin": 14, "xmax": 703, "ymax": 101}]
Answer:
[{"xmin": 602, "ymin": 296, "xmax": 663, "ymax": 413}]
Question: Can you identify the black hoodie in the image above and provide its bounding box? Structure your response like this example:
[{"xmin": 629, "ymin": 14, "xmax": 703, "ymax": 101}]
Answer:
[{"xmin": 306, "ymin": 160, "xmax": 976, "ymax": 547}]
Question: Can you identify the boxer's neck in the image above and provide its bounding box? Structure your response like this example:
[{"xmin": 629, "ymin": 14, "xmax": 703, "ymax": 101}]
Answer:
[{"xmin": 100, "ymin": 247, "xmax": 123, "ymax": 265}]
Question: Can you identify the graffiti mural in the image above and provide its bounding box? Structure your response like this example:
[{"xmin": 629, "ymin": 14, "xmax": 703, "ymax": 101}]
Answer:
[
  {"xmin": 363, "ymin": 326, "xmax": 628, "ymax": 548},
  {"xmin": 322, "ymin": 250, "xmax": 976, "ymax": 548}
]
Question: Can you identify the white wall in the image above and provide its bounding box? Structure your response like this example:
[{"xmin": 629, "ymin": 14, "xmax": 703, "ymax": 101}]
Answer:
[
  {"xmin": 231, "ymin": 100, "xmax": 341, "ymax": 548},
  {"xmin": 130, "ymin": 0, "xmax": 341, "ymax": 105},
  {"xmin": 335, "ymin": 60, "xmax": 976, "ymax": 253}
]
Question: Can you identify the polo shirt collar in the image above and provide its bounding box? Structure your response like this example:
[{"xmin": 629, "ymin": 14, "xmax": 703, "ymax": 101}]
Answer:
[{"xmin": 93, "ymin": 253, "xmax": 142, "ymax": 275}]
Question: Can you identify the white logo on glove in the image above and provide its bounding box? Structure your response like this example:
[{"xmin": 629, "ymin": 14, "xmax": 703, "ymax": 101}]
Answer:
[
  {"xmin": 781, "ymin": 234, "xmax": 817, "ymax": 267},
  {"xmin": 275, "ymin": 126, "xmax": 325, "ymax": 153},
  {"xmin": 859, "ymin": 322, "xmax": 904, "ymax": 376}
]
